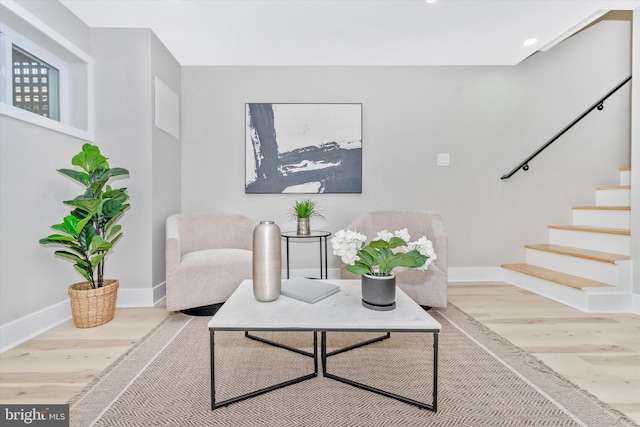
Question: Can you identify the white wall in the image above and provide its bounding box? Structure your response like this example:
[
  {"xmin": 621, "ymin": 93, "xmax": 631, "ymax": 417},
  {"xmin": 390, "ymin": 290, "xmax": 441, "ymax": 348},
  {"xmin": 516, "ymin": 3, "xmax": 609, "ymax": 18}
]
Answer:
[
  {"xmin": 181, "ymin": 18, "xmax": 631, "ymax": 271},
  {"xmin": 91, "ymin": 28, "xmax": 182, "ymax": 296},
  {"xmin": 150, "ymin": 33, "xmax": 182, "ymax": 294},
  {"xmin": 0, "ymin": 4, "xmax": 635, "ymax": 350},
  {"xmin": 0, "ymin": 1, "xmax": 91, "ymax": 327},
  {"xmin": 0, "ymin": 21, "xmax": 181, "ymax": 347}
]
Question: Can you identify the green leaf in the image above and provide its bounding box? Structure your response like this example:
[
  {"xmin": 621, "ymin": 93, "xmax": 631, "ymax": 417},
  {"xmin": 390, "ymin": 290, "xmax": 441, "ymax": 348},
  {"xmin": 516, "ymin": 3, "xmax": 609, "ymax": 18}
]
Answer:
[
  {"xmin": 346, "ymin": 262, "xmax": 373, "ymax": 276},
  {"xmin": 64, "ymin": 198, "xmax": 102, "ymax": 215},
  {"xmin": 73, "ymin": 264, "xmax": 93, "ymax": 283},
  {"xmin": 108, "ymin": 232, "xmax": 123, "ymax": 247},
  {"xmin": 105, "ymin": 224, "xmax": 122, "ymax": 240},
  {"xmin": 388, "ymin": 236, "xmax": 407, "ymax": 249},
  {"xmin": 104, "ymin": 211, "xmax": 125, "ymax": 235},
  {"xmin": 101, "ymin": 198, "xmax": 123, "ymax": 218},
  {"xmin": 72, "ymin": 144, "xmax": 108, "ymax": 173},
  {"xmin": 54, "ymin": 250, "xmax": 87, "ymax": 266},
  {"xmin": 368, "ymin": 239, "xmax": 389, "ymax": 249},
  {"xmin": 50, "ymin": 215, "xmax": 78, "ymax": 236},
  {"xmin": 89, "ymin": 236, "xmax": 113, "ymax": 254},
  {"xmin": 108, "ymin": 167, "xmax": 129, "ymax": 177},
  {"xmin": 57, "ymin": 168, "xmax": 89, "ymax": 186},
  {"xmin": 78, "ymin": 221, "xmax": 97, "ymax": 251},
  {"xmin": 40, "ymin": 234, "xmax": 76, "ymax": 244},
  {"xmin": 90, "ymin": 253, "xmax": 107, "ymax": 269},
  {"xmin": 381, "ymin": 253, "xmax": 419, "ymax": 273}
]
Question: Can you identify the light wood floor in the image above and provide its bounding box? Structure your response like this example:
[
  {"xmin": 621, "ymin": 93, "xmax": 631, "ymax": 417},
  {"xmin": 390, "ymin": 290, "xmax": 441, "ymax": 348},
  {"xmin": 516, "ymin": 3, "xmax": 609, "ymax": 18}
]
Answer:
[
  {"xmin": 0, "ymin": 282, "xmax": 638, "ymax": 423},
  {"xmin": 448, "ymin": 282, "xmax": 640, "ymax": 424}
]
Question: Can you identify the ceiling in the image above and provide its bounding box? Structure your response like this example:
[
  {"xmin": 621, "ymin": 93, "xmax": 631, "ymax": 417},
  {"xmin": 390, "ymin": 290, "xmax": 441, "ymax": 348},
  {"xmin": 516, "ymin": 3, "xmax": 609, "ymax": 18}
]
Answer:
[{"xmin": 59, "ymin": 0, "xmax": 640, "ymax": 66}]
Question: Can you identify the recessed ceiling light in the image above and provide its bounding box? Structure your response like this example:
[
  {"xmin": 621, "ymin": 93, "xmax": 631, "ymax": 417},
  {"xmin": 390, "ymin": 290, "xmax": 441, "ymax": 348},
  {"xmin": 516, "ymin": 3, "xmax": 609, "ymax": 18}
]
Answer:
[
  {"xmin": 425, "ymin": 0, "xmax": 437, "ymax": 4},
  {"xmin": 523, "ymin": 38, "xmax": 538, "ymax": 47}
]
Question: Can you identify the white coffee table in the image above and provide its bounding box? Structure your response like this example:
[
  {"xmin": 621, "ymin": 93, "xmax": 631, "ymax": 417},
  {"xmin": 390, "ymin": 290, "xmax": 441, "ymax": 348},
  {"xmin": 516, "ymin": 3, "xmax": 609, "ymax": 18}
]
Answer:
[{"xmin": 208, "ymin": 279, "xmax": 441, "ymax": 411}]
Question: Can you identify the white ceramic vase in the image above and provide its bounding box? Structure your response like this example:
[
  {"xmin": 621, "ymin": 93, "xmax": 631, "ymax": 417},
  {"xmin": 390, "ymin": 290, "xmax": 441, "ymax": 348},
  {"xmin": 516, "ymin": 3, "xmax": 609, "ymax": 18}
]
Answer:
[{"xmin": 252, "ymin": 221, "xmax": 281, "ymax": 301}]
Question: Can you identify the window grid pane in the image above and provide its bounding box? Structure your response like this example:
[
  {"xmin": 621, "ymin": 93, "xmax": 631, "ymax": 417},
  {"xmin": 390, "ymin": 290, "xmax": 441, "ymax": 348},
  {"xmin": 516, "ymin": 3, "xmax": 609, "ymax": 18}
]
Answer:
[{"xmin": 12, "ymin": 46, "xmax": 59, "ymax": 120}]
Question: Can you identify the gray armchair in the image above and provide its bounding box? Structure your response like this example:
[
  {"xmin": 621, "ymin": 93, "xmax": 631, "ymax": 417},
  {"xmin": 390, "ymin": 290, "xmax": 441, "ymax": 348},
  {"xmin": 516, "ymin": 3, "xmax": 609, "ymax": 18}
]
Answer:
[
  {"xmin": 165, "ymin": 213, "xmax": 255, "ymax": 313},
  {"xmin": 340, "ymin": 211, "xmax": 447, "ymax": 307}
]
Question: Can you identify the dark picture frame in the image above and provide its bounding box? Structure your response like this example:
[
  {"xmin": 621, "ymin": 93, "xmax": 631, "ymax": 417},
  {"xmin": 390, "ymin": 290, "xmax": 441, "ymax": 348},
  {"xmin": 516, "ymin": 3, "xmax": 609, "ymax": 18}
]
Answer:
[{"xmin": 245, "ymin": 103, "xmax": 362, "ymax": 194}]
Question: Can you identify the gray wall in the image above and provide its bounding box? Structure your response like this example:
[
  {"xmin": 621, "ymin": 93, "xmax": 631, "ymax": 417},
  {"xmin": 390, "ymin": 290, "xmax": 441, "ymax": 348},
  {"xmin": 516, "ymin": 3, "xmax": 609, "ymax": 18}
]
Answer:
[{"xmin": 181, "ymin": 19, "xmax": 631, "ymax": 271}]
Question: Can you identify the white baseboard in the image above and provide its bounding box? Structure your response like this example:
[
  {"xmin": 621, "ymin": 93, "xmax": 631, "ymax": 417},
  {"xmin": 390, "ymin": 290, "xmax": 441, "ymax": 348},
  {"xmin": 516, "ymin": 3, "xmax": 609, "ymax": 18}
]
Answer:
[
  {"xmin": 0, "ymin": 282, "xmax": 166, "ymax": 354},
  {"xmin": 0, "ymin": 299, "xmax": 71, "ymax": 354},
  {"xmin": 633, "ymin": 293, "xmax": 640, "ymax": 315}
]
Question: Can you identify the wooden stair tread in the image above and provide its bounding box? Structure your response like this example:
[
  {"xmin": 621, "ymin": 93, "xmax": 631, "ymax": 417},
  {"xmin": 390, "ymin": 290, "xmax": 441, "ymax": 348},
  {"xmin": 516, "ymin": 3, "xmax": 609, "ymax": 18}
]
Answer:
[
  {"xmin": 572, "ymin": 205, "xmax": 630, "ymax": 210},
  {"xmin": 595, "ymin": 185, "xmax": 630, "ymax": 190},
  {"xmin": 548, "ymin": 225, "xmax": 630, "ymax": 235},
  {"xmin": 525, "ymin": 244, "xmax": 630, "ymax": 264},
  {"xmin": 501, "ymin": 263, "xmax": 612, "ymax": 290}
]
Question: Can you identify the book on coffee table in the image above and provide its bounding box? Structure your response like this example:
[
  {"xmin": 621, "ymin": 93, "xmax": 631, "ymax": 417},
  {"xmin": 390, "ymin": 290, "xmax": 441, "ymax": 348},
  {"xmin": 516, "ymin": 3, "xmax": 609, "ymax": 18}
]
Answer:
[{"xmin": 281, "ymin": 277, "xmax": 340, "ymax": 304}]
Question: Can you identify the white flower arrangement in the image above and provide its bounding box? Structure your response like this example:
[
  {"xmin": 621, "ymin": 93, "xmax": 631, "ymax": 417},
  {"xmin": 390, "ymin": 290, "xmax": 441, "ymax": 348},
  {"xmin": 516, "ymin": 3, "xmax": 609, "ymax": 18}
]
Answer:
[{"xmin": 331, "ymin": 228, "xmax": 436, "ymax": 276}]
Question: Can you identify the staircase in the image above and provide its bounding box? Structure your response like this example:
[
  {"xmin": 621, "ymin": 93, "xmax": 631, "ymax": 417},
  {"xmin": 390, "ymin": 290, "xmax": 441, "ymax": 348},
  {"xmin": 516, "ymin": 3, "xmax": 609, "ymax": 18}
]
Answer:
[{"xmin": 502, "ymin": 168, "xmax": 632, "ymax": 313}]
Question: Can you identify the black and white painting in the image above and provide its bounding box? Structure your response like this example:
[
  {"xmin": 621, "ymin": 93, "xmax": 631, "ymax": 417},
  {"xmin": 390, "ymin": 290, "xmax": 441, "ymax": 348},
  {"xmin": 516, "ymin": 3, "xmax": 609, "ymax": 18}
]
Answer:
[{"xmin": 245, "ymin": 103, "xmax": 362, "ymax": 193}]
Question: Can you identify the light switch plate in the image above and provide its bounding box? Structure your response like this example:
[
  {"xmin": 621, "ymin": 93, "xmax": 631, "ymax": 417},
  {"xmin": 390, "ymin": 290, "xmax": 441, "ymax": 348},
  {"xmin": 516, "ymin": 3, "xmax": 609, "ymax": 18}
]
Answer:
[{"xmin": 437, "ymin": 153, "xmax": 450, "ymax": 166}]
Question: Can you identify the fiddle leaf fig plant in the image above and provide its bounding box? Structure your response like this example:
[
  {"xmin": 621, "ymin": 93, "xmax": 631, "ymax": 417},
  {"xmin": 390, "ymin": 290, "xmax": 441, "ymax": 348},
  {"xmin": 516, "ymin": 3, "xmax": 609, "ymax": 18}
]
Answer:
[{"xmin": 39, "ymin": 143, "xmax": 129, "ymax": 289}]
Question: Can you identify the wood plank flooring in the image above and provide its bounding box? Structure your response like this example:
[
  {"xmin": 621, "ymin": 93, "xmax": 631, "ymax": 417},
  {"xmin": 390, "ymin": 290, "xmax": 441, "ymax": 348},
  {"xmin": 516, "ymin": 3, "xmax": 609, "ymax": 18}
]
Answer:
[
  {"xmin": 0, "ymin": 306, "xmax": 169, "ymax": 405},
  {"xmin": 1, "ymin": 282, "xmax": 638, "ymax": 424},
  {"xmin": 448, "ymin": 282, "xmax": 640, "ymax": 424}
]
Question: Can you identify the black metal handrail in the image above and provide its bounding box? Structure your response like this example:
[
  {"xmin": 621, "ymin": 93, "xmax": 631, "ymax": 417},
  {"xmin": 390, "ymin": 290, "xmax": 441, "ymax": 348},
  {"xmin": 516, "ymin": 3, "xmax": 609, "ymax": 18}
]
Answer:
[{"xmin": 501, "ymin": 75, "xmax": 632, "ymax": 180}]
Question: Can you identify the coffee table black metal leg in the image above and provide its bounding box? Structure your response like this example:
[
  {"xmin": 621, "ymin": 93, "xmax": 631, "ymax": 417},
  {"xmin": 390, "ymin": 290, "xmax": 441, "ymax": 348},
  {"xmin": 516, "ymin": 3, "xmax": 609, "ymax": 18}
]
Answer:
[
  {"xmin": 433, "ymin": 331, "xmax": 438, "ymax": 412},
  {"xmin": 321, "ymin": 331, "xmax": 438, "ymax": 412},
  {"xmin": 245, "ymin": 331, "xmax": 315, "ymax": 357},
  {"xmin": 211, "ymin": 330, "xmax": 318, "ymax": 409},
  {"xmin": 325, "ymin": 332, "xmax": 390, "ymax": 357}
]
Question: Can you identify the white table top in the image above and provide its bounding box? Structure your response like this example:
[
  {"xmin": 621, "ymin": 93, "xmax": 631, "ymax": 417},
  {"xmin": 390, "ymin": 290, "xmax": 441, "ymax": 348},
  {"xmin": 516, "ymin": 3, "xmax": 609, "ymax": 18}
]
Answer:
[{"xmin": 208, "ymin": 279, "xmax": 441, "ymax": 332}]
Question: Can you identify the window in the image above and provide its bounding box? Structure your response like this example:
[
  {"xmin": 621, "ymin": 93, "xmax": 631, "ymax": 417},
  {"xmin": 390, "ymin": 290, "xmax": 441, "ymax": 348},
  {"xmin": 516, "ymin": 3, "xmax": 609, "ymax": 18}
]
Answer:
[
  {"xmin": 0, "ymin": 1, "xmax": 93, "ymax": 139},
  {"xmin": 12, "ymin": 45, "xmax": 60, "ymax": 120}
]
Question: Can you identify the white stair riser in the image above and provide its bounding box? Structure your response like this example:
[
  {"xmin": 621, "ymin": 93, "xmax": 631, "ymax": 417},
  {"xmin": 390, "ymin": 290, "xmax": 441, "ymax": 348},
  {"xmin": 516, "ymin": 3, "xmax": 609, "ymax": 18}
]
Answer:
[
  {"xmin": 525, "ymin": 249, "xmax": 620, "ymax": 286},
  {"xmin": 595, "ymin": 188, "xmax": 630, "ymax": 206},
  {"xmin": 503, "ymin": 269, "xmax": 588, "ymax": 311},
  {"xmin": 619, "ymin": 170, "xmax": 630, "ymax": 186},
  {"xmin": 503, "ymin": 269, "xmax": 632, "ymax": 313},
  {"xmin": 549, "ymin": 229, "xmax": 630, "ymax": 255},
  {"xmin": 572, "ymin": 209, "xmax": 630, "ymax": 229}
]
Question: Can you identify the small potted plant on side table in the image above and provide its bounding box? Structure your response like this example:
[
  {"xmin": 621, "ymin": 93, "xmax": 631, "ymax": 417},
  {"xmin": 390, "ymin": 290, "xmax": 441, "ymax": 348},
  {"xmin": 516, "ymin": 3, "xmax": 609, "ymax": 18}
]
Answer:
[{"xmin": 287, "ymin": 198, "xmax": 324, "ymax": 236}]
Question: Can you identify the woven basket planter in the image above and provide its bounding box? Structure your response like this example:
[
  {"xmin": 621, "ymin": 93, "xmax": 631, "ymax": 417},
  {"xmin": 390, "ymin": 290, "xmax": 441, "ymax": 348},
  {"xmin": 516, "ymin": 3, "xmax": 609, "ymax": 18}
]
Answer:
[{"xmin": 68, "ymin": 279, "xmax": 119, "ymax": 328}]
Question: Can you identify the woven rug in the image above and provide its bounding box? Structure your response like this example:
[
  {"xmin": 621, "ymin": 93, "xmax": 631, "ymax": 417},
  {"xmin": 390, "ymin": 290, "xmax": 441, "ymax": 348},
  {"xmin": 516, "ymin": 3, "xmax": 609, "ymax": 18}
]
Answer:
[{"xmin": 68, "ymin": 304, "xmax": 637, "ymax": 427}]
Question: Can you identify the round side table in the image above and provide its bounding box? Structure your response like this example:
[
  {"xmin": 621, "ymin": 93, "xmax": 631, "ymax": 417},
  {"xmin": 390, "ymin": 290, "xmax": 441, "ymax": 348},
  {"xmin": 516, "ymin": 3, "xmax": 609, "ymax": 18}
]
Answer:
[{"xmin": 281, "ymin": 231, "xmax": 332, "ymax": 279}]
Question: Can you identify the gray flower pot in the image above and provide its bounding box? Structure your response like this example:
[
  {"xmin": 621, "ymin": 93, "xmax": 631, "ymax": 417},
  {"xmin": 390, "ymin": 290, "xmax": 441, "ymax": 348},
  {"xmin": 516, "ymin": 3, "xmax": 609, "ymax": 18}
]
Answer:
[{"xmin": 361, "ymin": 273, "xmax": 396, "ymax": 311}]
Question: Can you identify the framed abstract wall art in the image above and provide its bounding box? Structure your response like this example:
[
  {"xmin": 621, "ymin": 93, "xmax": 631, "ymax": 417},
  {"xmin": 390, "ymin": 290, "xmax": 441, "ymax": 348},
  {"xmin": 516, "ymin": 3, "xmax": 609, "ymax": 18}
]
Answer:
[{"xmin": 245, "ymin": 103, "xmax": 362, "ymax": 194}]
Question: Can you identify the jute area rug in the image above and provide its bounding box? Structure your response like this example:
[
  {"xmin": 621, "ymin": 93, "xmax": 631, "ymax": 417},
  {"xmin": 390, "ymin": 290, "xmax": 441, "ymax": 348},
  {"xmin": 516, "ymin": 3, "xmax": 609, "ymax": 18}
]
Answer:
[{"xmin": 69, "ymin": 304, "xmax": 636, "ymax": 427}]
